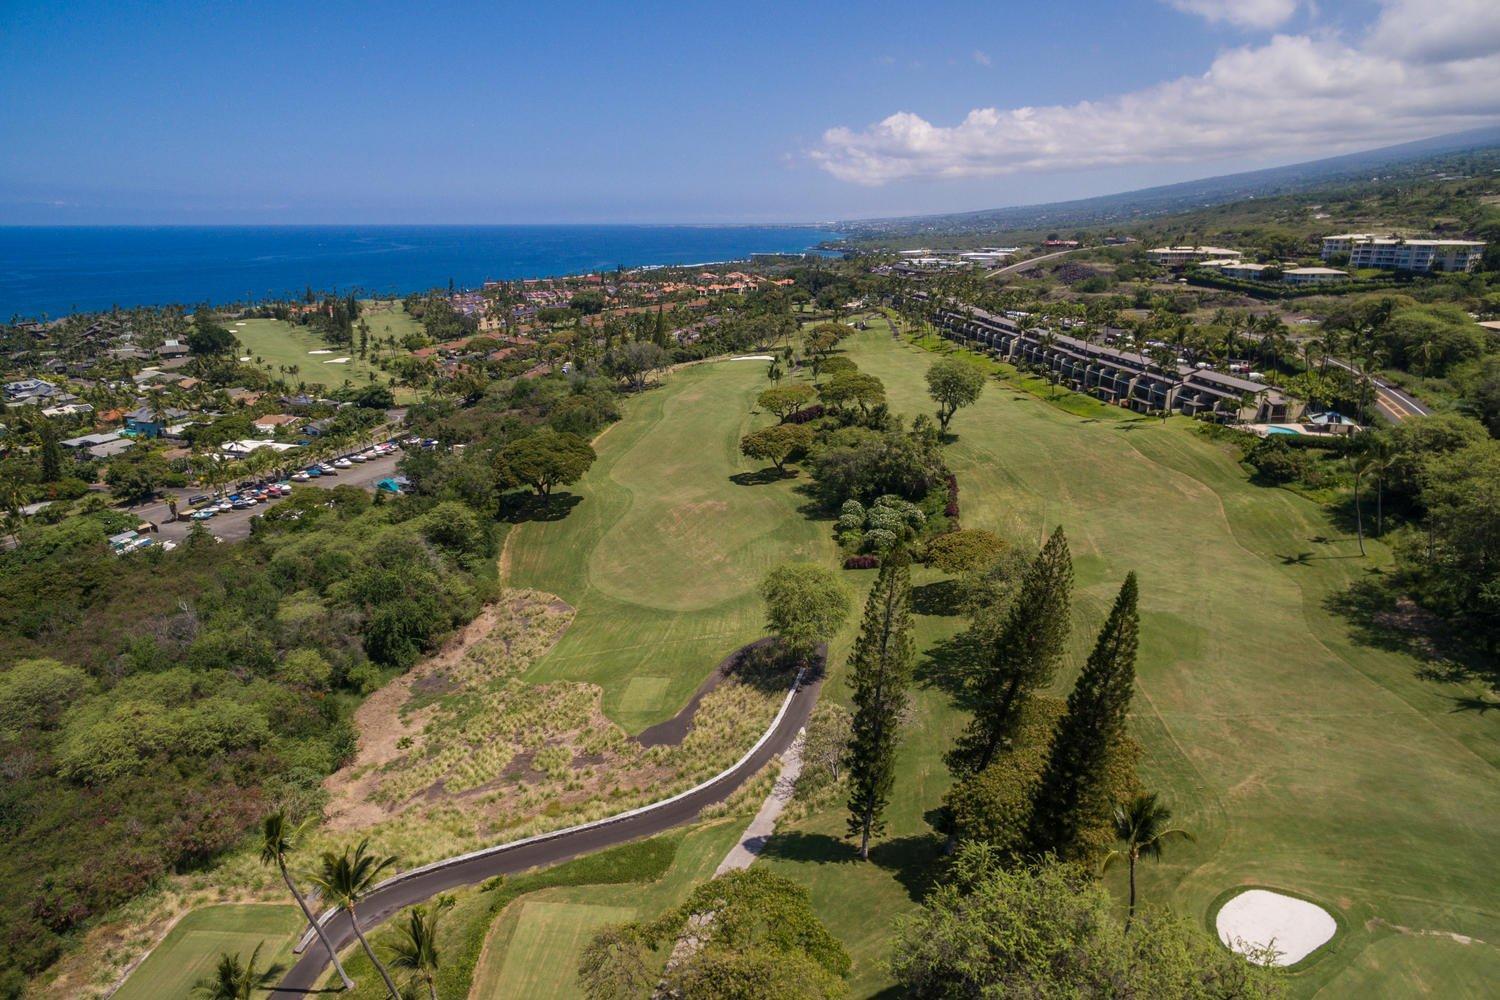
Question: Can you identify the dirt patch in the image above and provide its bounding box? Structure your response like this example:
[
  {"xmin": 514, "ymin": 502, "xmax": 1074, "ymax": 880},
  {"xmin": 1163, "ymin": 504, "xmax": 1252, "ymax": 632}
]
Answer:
[{"xmin": 321, "ymin": 592, "xmax": 574, "ymax": 832}]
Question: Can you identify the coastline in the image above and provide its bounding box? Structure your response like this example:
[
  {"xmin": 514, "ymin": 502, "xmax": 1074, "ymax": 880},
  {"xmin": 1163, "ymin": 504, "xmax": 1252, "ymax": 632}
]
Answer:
[{"xmin": 0, "ymin": 223, "xmax": 845, "ymax": 318}]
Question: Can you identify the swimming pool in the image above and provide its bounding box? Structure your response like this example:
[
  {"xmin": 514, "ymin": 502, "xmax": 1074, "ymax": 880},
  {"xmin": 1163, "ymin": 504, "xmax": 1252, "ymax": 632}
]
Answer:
[{"xmin": 1266, "ymin": 426, "xmax": 1302, "ymax": 436}]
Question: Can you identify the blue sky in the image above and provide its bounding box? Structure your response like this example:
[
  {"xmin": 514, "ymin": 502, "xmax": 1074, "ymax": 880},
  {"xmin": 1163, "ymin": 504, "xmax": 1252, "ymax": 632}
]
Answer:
[{"xmin": 1, "ymin": 0, "xmax": 1496, "ymax": 223}]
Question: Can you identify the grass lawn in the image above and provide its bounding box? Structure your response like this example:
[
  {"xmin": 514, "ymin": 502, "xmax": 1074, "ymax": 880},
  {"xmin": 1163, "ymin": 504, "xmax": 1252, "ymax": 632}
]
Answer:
[
  {"xmin": 503, "ymin": 358, "xmax": 837, "ymax": 732},
  {"xmin": 468, "ymin": 819, "xmax": 745, "ymax": 998},
  {"xmin": 760, "ymin": 325, "xmax": 1500, "ymax": 998},
  {"xmin": 113, "ymin": 904, "xmax": 301, "ymax": 1000},
  {"xmin": 230, "ymin": 317, "xmax": 415, "ymax": 403}
]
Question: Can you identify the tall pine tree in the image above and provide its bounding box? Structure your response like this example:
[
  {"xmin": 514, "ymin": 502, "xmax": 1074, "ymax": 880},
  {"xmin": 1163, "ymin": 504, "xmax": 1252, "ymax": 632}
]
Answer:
[
  {"xmin": 947, "ymin": 527, "xmax": 1073, "ymax": 778},
  {"xmin": 845, "ymin": 552, "xmax": 915, "ymax": 860},
  {"xmin": 1026, "ymin": 572, "xmax": 1140, "ymax": 861}
]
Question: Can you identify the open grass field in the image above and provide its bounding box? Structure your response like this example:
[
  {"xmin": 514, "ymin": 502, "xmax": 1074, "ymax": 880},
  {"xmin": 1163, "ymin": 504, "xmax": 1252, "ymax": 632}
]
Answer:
[
  {"xmin": 503, "ymin": 359, "xmax": 837, "ymax": 731},
  {"xmin": 759, "ymin": 320, "xmax": 1500, "ymax": 998},
  {"xmin": 113, "ymin": 904, "xmax": 301, "ymax": 1000},
  {"xmin": 468, "ymin": 819, "xmax": 746, "ymax": 998},
  {"xmin": 230, "ymin": 317, "xmax": 416, "ymax": 402}
]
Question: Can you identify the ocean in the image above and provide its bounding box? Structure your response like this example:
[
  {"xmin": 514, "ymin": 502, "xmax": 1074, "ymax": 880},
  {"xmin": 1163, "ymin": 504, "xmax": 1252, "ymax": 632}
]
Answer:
[{"xmin": 0, "ymin": 224, "xmax": 843, "ymax": 318}]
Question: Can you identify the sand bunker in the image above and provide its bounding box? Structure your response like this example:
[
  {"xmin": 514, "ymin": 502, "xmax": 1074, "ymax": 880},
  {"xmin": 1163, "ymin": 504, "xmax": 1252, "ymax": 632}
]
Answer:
[
  {"xmin": 237, "ymin": 356, "xmax": 251, "ymax": 362},
  {"xmin": 308, "ymin": 349, "xmax": 333, "ymax": 355},
  {"xmin": 730, "ymin": 355, "xmax": 774, "ymax": 361},
  {"xmin": 1216, "ymin": 889, "xmax": 1336, "ymax": 966},
  {"xmin": 323, "ymin": 357, "xmax": 351, "ymax": 364}
]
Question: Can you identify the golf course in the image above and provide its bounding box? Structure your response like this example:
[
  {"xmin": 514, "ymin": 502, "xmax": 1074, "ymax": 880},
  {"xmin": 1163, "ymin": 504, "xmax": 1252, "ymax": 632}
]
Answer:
[{"xmin": 500, "ymin": 321, "xmax": 1499, "ymax": 996}]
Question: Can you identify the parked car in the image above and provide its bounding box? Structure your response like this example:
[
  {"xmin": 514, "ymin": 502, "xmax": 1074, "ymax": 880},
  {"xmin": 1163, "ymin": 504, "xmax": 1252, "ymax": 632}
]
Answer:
[
  {"xmin": 350, "ymin": 452, "xmax": 368, "ymax": 463},
  {"xmin": 291, "ymin": 471, "xmax": 311, "ymax": 482},
  {"xmin": 303, "ymin": 467, "xmax": 322, "ymax": 477},
  {"xmin": 190, "ymin": 508, "xmax": 216, "ymax": 520},
  {"xmin": 188, "ymin": 494, "xmax": 211, "ymax": 506},
  {"xmin": 333, "ymin": 458, "xmax": 353, "ymax": 469},
  {"xmin": 318, "ymin": 463, "xmax": 337, "ymax": 475}
]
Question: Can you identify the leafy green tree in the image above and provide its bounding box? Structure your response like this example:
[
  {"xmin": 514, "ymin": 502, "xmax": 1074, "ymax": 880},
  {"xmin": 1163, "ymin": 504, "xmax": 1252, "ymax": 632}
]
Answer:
[
  {"xmin": 925, "ymin": 358, "xmax": 986, "ymax": 432},
  {"xmin": 386, "ymin": 895, "xmax": 455, "ymax": 1000},
  {"xmin": 818, "ymin": 371, "xmax": 886, "ymax": 418},
  {"xmin": 190, "ymin": 944, "xmax": 266, "ymax": 1000},
  {"xmin": 948, "ymin": 527, "xmax": 1073, "ymax": 777},
  {"xmin": 739, "ymin": 423, "xmax": 814, "ymax": 474},
  {"xmin": 759, "ymin": 563, "xmax": 851, "ymax": 664},
  {"xmin": 1103, "ymin": 792, "xmax": 1194, "ymax": 932},
  {"xmin": 756, "ymin": 383, "xmax": 815, "ymax": 422},
  {"xmin": 496, "ymin": 430, "xmax": 596, "ymax": 497},
  {"xmin": 845, "ymin": 553, "xmax": 915, "ymax": 859},
  {"xmin": 1027, "ymin": 573, "xmax": 1140, "ymax": 861},
  {"xmin": 925, "ymin": 529, "xmax": 1006, "ymax": 575},
  {"xmin": 580, "ymin": 868, "xmax": 850, "ymax": 1000},
  {"xmin": 105, "ymin": 448, "xmax": 173, "ymax": 504},
  {"xmin": 308, "ymin": 839, "xmax": 401, "ymax": 999},
  {"xmin": 259, "ymin": 811, "xmax": 353, "ymax": 990},
  {"xmin": 38, "ymin": 424, "xmax": 64, "ymax": 483},
  {"xmin": 609, "ymin": 341, "xmax": 670, "ymax": 391},
  {"xmin": 892, "ymin": 847, "xmax": 1281, "ymax": 999}
]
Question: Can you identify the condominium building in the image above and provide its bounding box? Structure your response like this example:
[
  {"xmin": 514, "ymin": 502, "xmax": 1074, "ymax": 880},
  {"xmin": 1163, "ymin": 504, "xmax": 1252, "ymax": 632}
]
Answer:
[
  {"xmin": 1282, "ymin": 266, "xmax": 1350, "ymax": 285},
  {"xmin": 1148, "ymin": 245, "xmax": 1242, "ymax": 267},
  {"xmin": 1320, "ymin": 234, "xmax": 1485, "ymax": 272}
]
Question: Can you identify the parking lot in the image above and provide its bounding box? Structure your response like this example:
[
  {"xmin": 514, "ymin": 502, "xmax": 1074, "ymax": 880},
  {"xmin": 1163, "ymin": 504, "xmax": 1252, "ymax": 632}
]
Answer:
[{"xmin": 131, "ymin": 447, "xmax": 408, "ymax": 545}]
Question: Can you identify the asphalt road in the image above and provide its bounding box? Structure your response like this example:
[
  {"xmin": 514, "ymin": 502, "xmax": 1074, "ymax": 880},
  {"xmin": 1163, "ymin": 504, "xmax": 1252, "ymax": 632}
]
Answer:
[
  {"xmin": 127, "ymin": 450, "xmax": 404, "ymax": 544},
  {"xmin": 985, "ymin": 245, "xmax": 1091, "ymax": 278},
  {"xmin": 272, "ymin": 665, "xmax": 823, "ymax": 994},
  {"xmin": 1323, "ymin": 358, "xmax": 1431, "ymax": 423}
]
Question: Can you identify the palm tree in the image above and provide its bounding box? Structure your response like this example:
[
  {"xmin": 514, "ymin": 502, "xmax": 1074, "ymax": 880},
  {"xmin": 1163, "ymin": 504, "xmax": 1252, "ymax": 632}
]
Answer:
[
  {"xmin": 1103, "ymin": 792, "xmax": 1194, "ymax": 932},
  {"xmin": 1349, "ymin": 448, "xmax": 1370, "ymax": 556},
  {"xmin": 309, "ymin": 839, "xmax": 401, "ymax": 999},
  {"xmin": 1360, "ymin": 433, "xmax": 1395, "ymax": 537},
  {"xmin": 385, "ymin": 895, "xmax": 455, "ymax": 1000},
  {"xmin": 191, "ymin": 944, "xmax": 266, "ymax": 999},
  {"xmin": 260, "ymin": 811, "xmax": 355, "ymax": 990}
]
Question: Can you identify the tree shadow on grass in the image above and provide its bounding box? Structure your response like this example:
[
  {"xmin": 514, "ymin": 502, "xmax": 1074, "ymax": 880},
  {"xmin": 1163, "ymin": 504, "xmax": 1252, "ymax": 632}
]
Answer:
[
  {"xmin": 911, "ymin": 579, "xmax": 966, "ymax": 617},
  {"xmin": 758, "ymin": 831, "xmax": 945, "ymax": 904},
  {"xmin": 1325, "ymin": 577, "xmax": 1497, "ymax": 687},
  {"xmin": 914, "ymin": 629, "xmax": 983, "ymax": 709},
  {"xmin": 729, "ymin": 467, "xmax": 795, "ymax": 487},
  {"xmin": 500, "ymin": 491, "xmax": 583, "ymax": 523}
]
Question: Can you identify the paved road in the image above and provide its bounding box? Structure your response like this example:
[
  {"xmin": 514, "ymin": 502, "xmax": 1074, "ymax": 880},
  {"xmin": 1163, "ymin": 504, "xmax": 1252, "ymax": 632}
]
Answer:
[
  {"xmin": 986, "ymin": 245, "xmax": 1092, "ymax": 278},
  {"xmin": 1323, "ymin": 358, "xmax": 1430, "ymax": 423},
  {"xmin": 272, "ymin": 664, "xmax": 823, "ymax": 994},
  {"xmin": 126, "ymin": 450, "xmax": 404, "ymax": 544}
]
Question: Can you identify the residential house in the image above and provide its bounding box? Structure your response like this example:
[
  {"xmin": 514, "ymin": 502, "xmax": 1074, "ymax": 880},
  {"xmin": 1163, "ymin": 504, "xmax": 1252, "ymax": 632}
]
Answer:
[
  {"xmin": 124, "ymin": 405, "xmax": 189, "ymax": 438},
  {"xmin": 1282, "ymin": 266, "xmax": 1349, "ymax": 285},
  {"xmin": 253, "ymin": 413, "xmax": 300, "ymax": 433},
  {"xmin": 1147, "ymin": 246, "xmax": 1243, "ymax": 267}
]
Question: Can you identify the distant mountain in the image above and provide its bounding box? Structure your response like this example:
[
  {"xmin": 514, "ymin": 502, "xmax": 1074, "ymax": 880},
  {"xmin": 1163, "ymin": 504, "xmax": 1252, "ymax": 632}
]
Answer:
[{"xmin": 838, "ymin": 127, "xmax": 1500, "ymax": 238}]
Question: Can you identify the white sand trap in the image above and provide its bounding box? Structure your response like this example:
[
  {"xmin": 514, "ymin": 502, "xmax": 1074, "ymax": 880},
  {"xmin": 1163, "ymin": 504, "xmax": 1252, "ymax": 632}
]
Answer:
[
  {"xmin": 322, "ymin": 357, "xmax": 351, "ymax": 364},
  {"xmin": 308, "ymin": 349, "xmax": 333, "ymax": 355},
  {"xmin": 1216, "ymin": 890, "xmax": 1336, "ymax": 966},
  {"xmin": 730, "ymin": 354, "xmax": 775, "ymax": 361}
]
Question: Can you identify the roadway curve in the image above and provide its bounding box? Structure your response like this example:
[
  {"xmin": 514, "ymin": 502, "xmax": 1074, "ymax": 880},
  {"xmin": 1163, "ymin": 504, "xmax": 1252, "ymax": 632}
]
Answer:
[
  {"xmin": 272, "ymin": 647, "xmax": 822, "ymax": 995},
  {"xmin": 1324, "ymin": 358, "xmax": 1430, "ymax": 422},
  {"xmin": 985, "ymin": 245, "xmax": 1092, "ymax": 278}
]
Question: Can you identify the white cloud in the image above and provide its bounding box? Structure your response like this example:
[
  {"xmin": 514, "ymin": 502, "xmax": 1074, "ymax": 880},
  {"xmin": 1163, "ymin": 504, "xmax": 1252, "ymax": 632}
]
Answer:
[
  {"xmin": 1166, "ymin": 0, "xmax": 1299, "ymax": 31},
  {"xmin": 811, "ymin": 0, "xmax": 1500, "ymax": 185},
  {"xmin": 973, "ymin": 50, "xmax": 992, "ymax": 67}
]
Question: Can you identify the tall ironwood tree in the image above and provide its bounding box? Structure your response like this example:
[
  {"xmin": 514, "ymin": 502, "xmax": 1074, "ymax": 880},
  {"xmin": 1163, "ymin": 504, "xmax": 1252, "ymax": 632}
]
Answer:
[
  {"xmin": 1027, "ymin": 572, "xmax": 1141, "ymax": 861},
  {"xmin": 946, "ymin": 527, "xmax": 1073, "ymax": 778},
  {"xmin": 845, "ymin": 552, "xmax": 915, "ymax": 860}
]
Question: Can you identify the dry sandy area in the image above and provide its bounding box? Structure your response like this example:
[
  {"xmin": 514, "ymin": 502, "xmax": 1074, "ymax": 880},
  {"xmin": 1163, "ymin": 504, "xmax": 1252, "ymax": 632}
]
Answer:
[{"xmin": 1216, "ymin": 889, "xmax": 1337, "ymax": 966}]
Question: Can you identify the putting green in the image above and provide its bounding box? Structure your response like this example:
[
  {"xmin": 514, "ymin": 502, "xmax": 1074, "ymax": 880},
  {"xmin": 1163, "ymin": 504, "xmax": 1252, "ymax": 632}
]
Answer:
[
  {"xmin": 761, "ymin": 322, "xmax": 1500, "ymax": 998},
  {"xmin": 504, "ymin": 359, "xmax": 836, "ymax": 731},
  {"xmin": 113, "ymin": 903, "xmax": 301, "ymax": 1000}
]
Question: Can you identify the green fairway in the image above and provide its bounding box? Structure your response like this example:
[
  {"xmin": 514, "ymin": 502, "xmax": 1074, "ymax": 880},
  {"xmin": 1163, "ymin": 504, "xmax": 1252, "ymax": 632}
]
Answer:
[
  {"xmin": 760, "ymin": 324, "xmax": 1500, "ymax": 998},
  {"xmin": 231, "ymin": 317, "xmax": 413, "ymax": 401},
  {"xmin": 504, "ymin": 359, "xmax": 837, "ymax": 731},
  {"xmin": 113, "ymin": 904, "xmax": 302, "ymax": 1000}
]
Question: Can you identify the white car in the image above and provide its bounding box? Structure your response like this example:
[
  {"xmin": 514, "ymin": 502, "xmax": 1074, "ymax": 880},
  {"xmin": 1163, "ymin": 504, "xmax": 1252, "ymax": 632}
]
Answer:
[
  {"xmin": 334, "ymin": 458, "xmax": 353, "ymax": 469},
  {"xmin": 291, "ymin": 471, "xmax": 311, "ymax": 482},
  {"xmin": 350, "ymin": 452, "xmax": 368, "ymax": 463}
]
